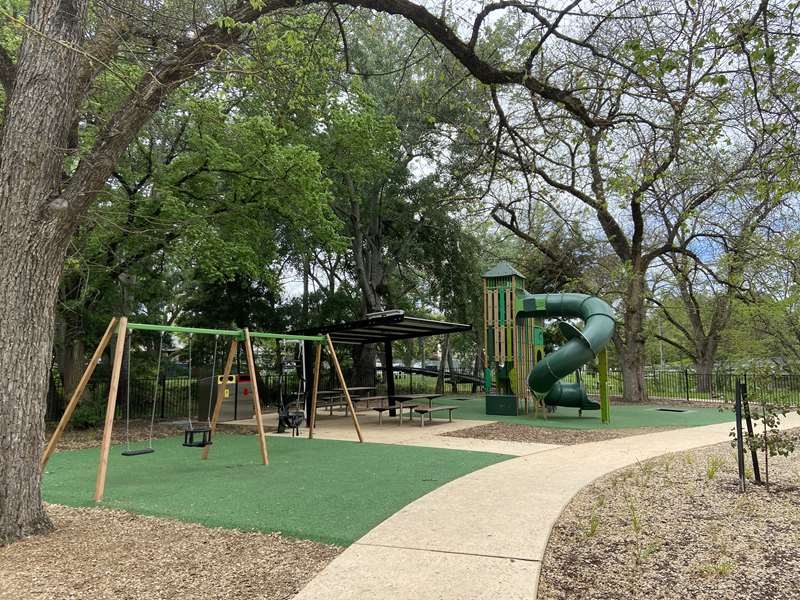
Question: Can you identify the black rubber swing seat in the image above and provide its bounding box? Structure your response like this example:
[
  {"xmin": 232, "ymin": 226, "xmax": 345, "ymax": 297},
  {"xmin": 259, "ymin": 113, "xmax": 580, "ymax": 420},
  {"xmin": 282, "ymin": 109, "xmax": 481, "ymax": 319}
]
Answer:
[
  {"xmin": 183, "ymin": 427, "xmax": 212, "ymax": 448},
  {"xmin": 121, "ymin": 448, "xmax": 155, "ymax": 457}
]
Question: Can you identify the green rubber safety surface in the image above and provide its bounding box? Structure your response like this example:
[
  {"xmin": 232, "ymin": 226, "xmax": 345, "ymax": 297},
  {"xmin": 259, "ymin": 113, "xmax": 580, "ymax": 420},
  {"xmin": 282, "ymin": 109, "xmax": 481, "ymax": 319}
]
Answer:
[
  {"xmin": 434, "ymin": 396, "xmax": 734, "ymax": 429},
  {"xmin": 42, "ymin": 435, "xmax": 510, "ymax": 546}
]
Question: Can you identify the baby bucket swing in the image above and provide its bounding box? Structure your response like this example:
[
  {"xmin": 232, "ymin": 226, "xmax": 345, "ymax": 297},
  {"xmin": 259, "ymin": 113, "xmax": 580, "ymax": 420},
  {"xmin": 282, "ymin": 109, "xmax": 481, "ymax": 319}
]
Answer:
[
  {"xmin": 182, "ymin": 333, "xmax": 216, "ymax": 448},
  {"xmin": 276, "ymin": 339, "xmax": 305, "ymax": 437}
]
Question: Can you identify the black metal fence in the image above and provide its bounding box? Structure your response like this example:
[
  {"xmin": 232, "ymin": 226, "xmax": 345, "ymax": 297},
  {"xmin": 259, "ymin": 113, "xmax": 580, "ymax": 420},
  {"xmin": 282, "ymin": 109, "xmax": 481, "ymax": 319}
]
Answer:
[
  {"xmin": 561, "ymin": 368, "xmax": 800, "ymax": 407},
  {"xmin": 374, "ymin": 365, "xmax": 483, "ymax": 395},
  {"xmin": 46, "ymin": 365, "xmax": 800, "ymax": 420}
]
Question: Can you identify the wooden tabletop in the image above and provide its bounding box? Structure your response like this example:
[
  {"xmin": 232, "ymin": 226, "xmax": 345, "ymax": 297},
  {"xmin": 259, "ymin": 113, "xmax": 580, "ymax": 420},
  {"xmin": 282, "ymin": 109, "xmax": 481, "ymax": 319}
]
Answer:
[{"xmin": 390, "ymin": 394, "xmax": 443, "ymax": 401}]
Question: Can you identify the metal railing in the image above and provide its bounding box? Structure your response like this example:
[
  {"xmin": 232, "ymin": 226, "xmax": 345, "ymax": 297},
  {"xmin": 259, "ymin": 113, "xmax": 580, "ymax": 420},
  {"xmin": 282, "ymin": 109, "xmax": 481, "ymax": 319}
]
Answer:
[
  {"xmin": 560, "ymin": 368, "xmax": 800, "ymax": 407},
  {"xmin": 47, "ymin": 365, "xmax": 800, "ymax": 420}
]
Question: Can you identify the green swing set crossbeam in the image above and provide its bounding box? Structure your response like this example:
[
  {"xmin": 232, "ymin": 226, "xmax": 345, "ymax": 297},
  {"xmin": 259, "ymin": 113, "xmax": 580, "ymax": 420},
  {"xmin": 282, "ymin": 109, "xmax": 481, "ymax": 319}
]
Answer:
[{"xmin": 125, "ymin": 322, "xmax": 325, "ymax": 342}]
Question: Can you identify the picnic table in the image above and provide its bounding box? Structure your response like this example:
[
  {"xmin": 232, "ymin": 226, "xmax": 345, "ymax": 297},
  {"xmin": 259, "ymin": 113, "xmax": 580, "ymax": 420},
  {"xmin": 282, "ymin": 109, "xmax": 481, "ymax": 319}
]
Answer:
[
  {"xmin": 334, "ymin": 386, "xmax": 375, "ymax": 393},
  {"xmin": 315, "ymin": 390, "xmax": 345, "ymax": 415},
  {"xmin": 389, "ymin": 393, "xmax": 442, "ymax": 408},
  {"xmin": 387, "ymin": 394, "xmax": 442, "ymax": 423}
]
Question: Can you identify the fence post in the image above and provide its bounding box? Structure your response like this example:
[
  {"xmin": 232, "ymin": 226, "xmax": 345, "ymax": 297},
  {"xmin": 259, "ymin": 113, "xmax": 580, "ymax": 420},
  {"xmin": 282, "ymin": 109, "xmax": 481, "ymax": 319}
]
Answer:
[
  {"xmin": 734, "ymin": 378, "xmax": 746, "ymax": 493},
  {"xmin": 684, "ymin": 369, "xmax": 690, "ymax": 403},
  {"xmin": 160, "ymin": 376, "xmax": 166, "ymax": 419},
  {"xmin": 740, "ymin": 380, "xmax": 762, "ymax": 483}
]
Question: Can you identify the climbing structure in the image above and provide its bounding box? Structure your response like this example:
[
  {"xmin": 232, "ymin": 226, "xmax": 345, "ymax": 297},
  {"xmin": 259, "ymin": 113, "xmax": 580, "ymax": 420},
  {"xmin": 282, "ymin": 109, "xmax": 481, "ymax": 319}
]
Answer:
[
  {"xmin": 482, "ymin": 263, "xmax": 544, "ymax": 416},
  {"xmin": 482, "ymin": 263, "xmax": 614, "ymax": 422}
]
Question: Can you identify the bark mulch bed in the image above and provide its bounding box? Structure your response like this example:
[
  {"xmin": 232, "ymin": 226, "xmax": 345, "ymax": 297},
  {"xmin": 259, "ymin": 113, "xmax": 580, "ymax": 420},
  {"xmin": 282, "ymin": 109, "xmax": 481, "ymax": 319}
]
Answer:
[
  {"xmin": 47, "ymin": 420, "xmax": 188, "ymax": 452},
  {"xmin": 0, "ymin": 504, "xmax": 342, "ymax": 600},
  {"xmin": 441, "ymin": 422, "xmax": 676, "ymax": 445},
  {"xmin": 538, "ymin": 429, "xmax": 800, "ymax": 599}
]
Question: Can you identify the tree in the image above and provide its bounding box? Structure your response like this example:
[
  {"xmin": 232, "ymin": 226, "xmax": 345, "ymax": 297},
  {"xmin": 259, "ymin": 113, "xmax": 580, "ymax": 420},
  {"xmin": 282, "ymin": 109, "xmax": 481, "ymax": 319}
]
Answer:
[
  {"xmin": 478, "ymin": 0, "xmax": 797, "ymax": 401},
  {"xmin": 1, "ymin": 0, "xmax": 795, "ymax": 544},
  {"xmin": 649, "ymin": 186, "xmax": 791, "ymax": 386}
]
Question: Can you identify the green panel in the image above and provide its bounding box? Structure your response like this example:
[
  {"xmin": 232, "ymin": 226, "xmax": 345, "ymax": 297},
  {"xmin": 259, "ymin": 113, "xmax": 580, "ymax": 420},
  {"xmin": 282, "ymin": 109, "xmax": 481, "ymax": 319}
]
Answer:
[
  {"xmin": 485, "ymin": 394, "xmax": 518, "ymax": 416},
  {"xmin": 487, "ymin": 327, "xmax": 494, "ymax": 362},
  {"xmin": 127, "ymin": 322, "xmax": 325, "ymax": 342},
  {"xmin": 498, "ymin": 291, "xmax": 505, "ymax": 324},
  {"xmin": 127, "ymin": 323, "xmax": 242, "ymax": 337},
  {"xmin": 534, "ymin": 326, "xmax": 544, "ymax": 346}
]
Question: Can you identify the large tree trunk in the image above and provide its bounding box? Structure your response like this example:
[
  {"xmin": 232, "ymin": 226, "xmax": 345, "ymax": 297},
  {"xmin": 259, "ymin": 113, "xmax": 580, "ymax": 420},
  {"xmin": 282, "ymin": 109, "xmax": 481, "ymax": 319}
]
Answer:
[
  {"xmin": 0, "ymin": 0, "xmax": 89, "ymax": 544},
  {"xmin": 694, "ymin": 351, "xmax": 717, "ymax": 395},
  {"xmin": 447, "ymin": 348, "xmax": 457, "ymax": 393},
  {"xmin": 352, "ymin": 344, "xmax": 376, "ymax": 388},
  {"xmin": 0, "ymin": 227, "xmax": 71, "ymax": 543},
  {"xmin": 435, "ymin": 334, "xmax": 449, "ymax": 394},
  {"xmin": 54, "ymin": 309, "xmax": 86, "ymax": 400},
  {"xmin": 619, "ymin": 272, "xmax": 648, "ymax": 403}
]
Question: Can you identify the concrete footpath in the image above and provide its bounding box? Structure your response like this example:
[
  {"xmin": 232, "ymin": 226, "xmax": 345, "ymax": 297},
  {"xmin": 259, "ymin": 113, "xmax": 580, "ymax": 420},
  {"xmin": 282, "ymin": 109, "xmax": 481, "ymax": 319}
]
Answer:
[{"xmin": 294, "ymin": 413, "xmax": 800, "ymax": 600}]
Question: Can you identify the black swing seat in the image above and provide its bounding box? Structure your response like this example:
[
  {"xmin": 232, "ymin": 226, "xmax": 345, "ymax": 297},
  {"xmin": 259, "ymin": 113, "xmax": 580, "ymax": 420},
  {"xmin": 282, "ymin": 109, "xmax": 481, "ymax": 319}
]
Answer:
[
  {"xmin": 121, "ymin": 448, "xmax": 155, "ymax": 456},
  {"xmin": 183, "ymin": 427, "xmax": 212, "ymax": 448}
]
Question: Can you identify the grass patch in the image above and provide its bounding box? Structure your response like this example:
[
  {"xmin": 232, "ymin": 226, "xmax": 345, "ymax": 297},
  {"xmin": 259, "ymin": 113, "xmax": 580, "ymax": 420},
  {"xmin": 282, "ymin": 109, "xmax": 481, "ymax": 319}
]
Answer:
[{"xmin": 43, "ymin": 434, "xmax": 510, "ymax": 546}]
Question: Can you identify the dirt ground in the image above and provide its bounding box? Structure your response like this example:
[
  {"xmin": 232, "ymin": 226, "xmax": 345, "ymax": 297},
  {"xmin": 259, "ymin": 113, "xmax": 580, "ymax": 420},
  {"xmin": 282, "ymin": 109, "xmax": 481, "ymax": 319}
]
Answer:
[
  {"xmin": 538, "ymin": 429, "xmax": 800, "ymax": 599},
  {"xmin": 441, "ymin": 421, "xmax": 676, "ymax": 445},
  {"xmin": 46, "ymin": 420, "xmax": 188, "ymax": 451},
  {"xmin": 0, "ymin": 504, "xmax": 342, "ymax": 600}
]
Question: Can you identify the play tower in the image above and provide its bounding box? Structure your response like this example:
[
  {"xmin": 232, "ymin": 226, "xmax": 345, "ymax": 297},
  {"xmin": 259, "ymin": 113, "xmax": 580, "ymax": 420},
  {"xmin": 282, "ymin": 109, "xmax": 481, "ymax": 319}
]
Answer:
[{"xmin": 482, "ymin": 262, "xmax": 614, "ymax": 422}]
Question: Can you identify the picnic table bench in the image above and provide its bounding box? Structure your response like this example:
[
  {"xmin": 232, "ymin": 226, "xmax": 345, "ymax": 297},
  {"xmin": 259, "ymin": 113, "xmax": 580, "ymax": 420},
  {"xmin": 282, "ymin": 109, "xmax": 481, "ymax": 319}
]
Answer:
[
  {"xmin": 372, "ymin": 400, "xmax": 419, "ymax": 424},
  {"xmin": 413, "ymin": 405, "xmax": 459, "ymax": 427},
  {"xmin": 355, "ymin": 395, "xmax": 387, "ymax": 409}
]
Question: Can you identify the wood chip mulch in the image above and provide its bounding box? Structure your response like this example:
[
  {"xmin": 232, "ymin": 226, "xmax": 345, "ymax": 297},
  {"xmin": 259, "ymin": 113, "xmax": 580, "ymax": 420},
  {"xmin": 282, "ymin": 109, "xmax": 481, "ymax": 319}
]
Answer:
[
  {"xmin": 538, "ymin": 429, "xmax": 800, "ymax": 600},
  {"xmin": 0, "ymin": 504, "xmax": 342, "ymax": 600},
  {"xmin": 47, "ymin": 420, "xmax": 188, "ymax": 452},
  {"xmin": 441, "ymin": 422, "xmax": 676, "ymax": 445}
]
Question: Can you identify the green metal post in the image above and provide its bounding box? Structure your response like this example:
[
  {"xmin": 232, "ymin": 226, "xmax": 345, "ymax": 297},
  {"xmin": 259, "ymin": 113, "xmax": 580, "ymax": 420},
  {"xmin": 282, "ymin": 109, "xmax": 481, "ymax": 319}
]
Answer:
[{"xmin": 598, "ymin": 348, "xmax": 609, "ymax": 424}]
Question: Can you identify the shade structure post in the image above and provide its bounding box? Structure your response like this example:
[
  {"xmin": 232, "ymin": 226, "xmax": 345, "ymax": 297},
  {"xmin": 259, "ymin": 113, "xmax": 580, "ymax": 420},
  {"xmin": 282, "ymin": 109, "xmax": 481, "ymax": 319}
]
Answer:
[
  {"xmin": 94, "ymin": 317, "xmax": 128, "ymax": 502},
  {"xmin": 325, "ymin": 335, "xmax": 364, "ymax": 442},
  {"xmin": 384, "ymin": 340, "xmax": 396, "ymax": 417},
  {"xmin": 243, "ymin": 328, "xmax": 269, "ymax": 465},
  {"xmin": 202, "ymin": 339, "xmax": 238, "ymax": 460},
  {"xmin": 303, "ymin": 339, "xmax": 314, "ymax": 426},
  {"xmin": 308, "ymin": 342, "xmax": 322, "ymax": 439},
  {"xmin": 41, "ymin": 317, "xmax": 118, "ymax": 470}
]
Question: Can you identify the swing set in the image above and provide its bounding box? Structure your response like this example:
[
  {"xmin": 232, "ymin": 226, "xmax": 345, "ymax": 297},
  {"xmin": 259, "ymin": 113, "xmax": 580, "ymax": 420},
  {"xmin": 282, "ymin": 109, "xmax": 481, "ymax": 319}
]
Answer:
[{"xmin": 40, "ymin": 317, "xmax": 364, "ymax": 502}]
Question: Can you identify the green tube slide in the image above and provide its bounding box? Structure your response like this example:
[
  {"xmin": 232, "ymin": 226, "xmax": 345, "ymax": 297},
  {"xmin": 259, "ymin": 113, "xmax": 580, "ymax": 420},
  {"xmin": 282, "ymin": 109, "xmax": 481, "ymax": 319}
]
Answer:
[{"xmin": 519, "ymin": 293, "xmax": 615, "ymax": 410}]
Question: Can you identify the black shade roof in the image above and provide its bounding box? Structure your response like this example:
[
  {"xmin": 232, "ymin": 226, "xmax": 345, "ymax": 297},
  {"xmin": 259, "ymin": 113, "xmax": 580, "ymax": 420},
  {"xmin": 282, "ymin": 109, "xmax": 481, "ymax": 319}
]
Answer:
[{"xmin": 292, "ymin": 310, "xmax": 472, "ymax": 344}]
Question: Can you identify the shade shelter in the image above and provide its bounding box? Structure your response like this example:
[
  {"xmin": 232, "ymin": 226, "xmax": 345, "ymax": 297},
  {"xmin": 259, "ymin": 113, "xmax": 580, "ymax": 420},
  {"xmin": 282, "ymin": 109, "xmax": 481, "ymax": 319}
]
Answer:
[{"xmin": 293, "ymin": 310, "xmax": 472, "ymax": 423}]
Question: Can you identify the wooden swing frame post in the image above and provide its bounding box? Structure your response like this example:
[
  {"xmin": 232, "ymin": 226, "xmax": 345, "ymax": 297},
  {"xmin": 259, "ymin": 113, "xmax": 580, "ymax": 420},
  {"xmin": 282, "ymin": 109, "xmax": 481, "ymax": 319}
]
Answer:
[
  {"xmin": 94, "ymin": 317, "xmax": 128, "ymax": 502},
  {"xmin": 43, "ymin": 318, "xmax": 335, "ymax": 501},
  {"xmin": 202, "ymin": 339, "xmax": 238, "ymax": 460},
  {"xmin": 307, "ymin": 342, "xmax": 322, "ymax": 439},
  {"xmin": 325, "ymin": 334, "xmax": 364, "ymax": 443},
  {"xmin": 243, "ymin": 328, "xmax": 269, "ymax": 465},
  {"xmin": 41, "ymin": 317, "xmax": 119, "ymax": 470}
]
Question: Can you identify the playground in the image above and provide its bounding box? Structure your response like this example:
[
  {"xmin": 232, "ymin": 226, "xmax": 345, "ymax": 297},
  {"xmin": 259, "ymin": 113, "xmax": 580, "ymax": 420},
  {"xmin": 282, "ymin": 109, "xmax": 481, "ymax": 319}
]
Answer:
[{"xmin": 3, "ymin": 262, "xmax": 799, "ymax": 600}]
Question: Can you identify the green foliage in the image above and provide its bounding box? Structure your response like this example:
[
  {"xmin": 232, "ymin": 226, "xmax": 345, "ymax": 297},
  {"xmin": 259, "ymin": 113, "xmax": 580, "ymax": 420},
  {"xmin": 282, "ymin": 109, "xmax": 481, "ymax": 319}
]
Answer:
[
  {"xmin": 70, "ymin": 394, "xmax": 106, "ymax": 430},
  {"xmin": 706, "ymin": 455, "xmax": 725, "ymax": 480}
]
